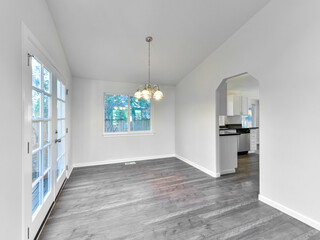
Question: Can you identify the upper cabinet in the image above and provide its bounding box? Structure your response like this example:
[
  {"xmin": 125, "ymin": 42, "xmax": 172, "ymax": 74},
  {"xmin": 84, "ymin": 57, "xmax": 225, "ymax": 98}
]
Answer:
[
  {"xmin": 218, "ymin": 81, "xmax": 228, "ymax": 116},
  {"xmin": 227, "ymin": 95, "xmax": 248, "ymax": 116},
  {"xmin": 241, "ymin": 96, "xmax": 248, "ymax": 115}
]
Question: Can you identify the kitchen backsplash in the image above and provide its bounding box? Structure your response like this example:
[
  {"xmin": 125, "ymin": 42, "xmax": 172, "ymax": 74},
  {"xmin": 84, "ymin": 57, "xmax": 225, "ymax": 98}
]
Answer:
[
  {"xmin": 219, "ymin": 115, "xmax": 243, "ymax": 126},
  {"xmin": 225, "ymin": 115, "xmax": 242, "ymax": 125}
]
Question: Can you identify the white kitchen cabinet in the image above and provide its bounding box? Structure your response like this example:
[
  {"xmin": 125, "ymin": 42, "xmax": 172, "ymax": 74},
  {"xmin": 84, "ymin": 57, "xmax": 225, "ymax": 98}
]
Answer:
[
  {"xmin": 250, "ymin": 129, "xmax": 259, "ymax": 152},
  {"xmin": 220, "ymin": 135, "xmax": 238, "ymax": 175},
  {"xmin": 227, "ymin": 95, "xmax": 234, "ymax": 116},
  {"xmin": 218, "ymin": 81, "xmax": 227, "ymax": 115},
  {"xmin": 227, "ymin": 95, "xmax": 248, "ymax": 116},
  {"xmin": 233, "ymin": 96, "xmax": 241, "ymax": 115},
  {"xmin": 241, "ymin": 96, "xmax": 248, "ymax": 115}
]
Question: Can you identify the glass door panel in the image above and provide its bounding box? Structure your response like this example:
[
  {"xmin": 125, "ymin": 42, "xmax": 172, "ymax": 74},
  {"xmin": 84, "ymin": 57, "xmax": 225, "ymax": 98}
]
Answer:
[
  {"xmin": 56, "ymin": 80, "xmax": 66, "ymax": 180},
  {"xmin": 31, "ymin": 58, "xmax": 53, "ymax": 216},
  {"xmin": 28, "ymin": 56, "xmax": 68, "ymax": 239}
]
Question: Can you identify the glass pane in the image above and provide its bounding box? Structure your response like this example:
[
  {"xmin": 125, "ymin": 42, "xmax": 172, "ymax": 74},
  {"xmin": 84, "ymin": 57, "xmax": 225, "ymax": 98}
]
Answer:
[
  {"xmin": 57, "ymin": 100, "xmax": 65, "ymax": 119},
  {"xmin": 43, "ymin": 172, "xmax": 50, "ymax": 198},
  {"xmin": 130, "ymin": 97, "xmax": 150, "ymax": 131},
  {"xmin": 32, "ymin": 90, "xmax": 41, "ymax": 119},
  {"xmin": 57, "ymin": 120, "xmax": 61, "ymax": 139},
  {"xmin": 57, "ymin": 100, "xmax": 61, "ymax": 119},
  {"xmin": 57, "ymin": 80, "xmax": 61, "ymax": 99},
  {"xmin": 61, "ymin": 101, "xmax": 65, "ymax": 118},
  {"xmin": 32, "ymin": 58, "xmax": 41, "ymax": 89},
  {"xmin": 42, "ymin": 121, "xmax": 51, "ymax": 146},
  {"xmin": 104, "ymin": 95, "xmax": 128, "ymax": 133},
  {"xmin": 32, "ymin": 122, "xmax": 40, "ymax": 150},
  {"xmin": 61, "ymin": 83, "xmax": 66, "ymax": 101},
  {"xmin": 43, "ymin": 146, "xmax": 50, "ymax": 172},
  {"xmin": 57, "ymin": 137, "xmax": 65, "ymax": 158},
  {"xmin": 43, "ymin": 94, "xmax": 50, "ymax": 119},
  {"xmin": 61, "ymin": 120, "xmax": 65, "ymax": 136},
  {"xmin": 57, "ymin": 120, "xmax": 65, "ymax": 139},
  {"xmin": 43, "ymin": 67, "xmax": 51, "ymax": 93},
  {"xmin": 32, "ymin": 182, "xmax": 40, "ymax": 214},
  {"xmin": 57, "ymin": 154, "xmax": 65, "ymax": 178},
  {"xmin": 32, "ymin": 152, "xmax": 40, "ymax": 182}
]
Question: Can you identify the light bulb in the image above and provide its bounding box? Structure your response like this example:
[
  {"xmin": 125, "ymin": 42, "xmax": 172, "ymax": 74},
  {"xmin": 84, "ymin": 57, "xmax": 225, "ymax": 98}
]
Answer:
[
  {"xmin": 134, "ymin": 89, "xmax": 142, "ymax": 99},
  {"xmin": 142, "ymin": 89, "xmax": 151, "ymax": 100},
  {"xmin": 153, "ymin": 90, "xmax": 163, "ymax": 101}
]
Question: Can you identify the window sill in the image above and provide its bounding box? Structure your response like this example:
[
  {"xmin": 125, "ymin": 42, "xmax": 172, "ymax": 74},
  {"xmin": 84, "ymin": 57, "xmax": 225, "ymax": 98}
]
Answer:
[{"xmin": 103, "ymin": 131, "xmax": 155, "ymax": 137}]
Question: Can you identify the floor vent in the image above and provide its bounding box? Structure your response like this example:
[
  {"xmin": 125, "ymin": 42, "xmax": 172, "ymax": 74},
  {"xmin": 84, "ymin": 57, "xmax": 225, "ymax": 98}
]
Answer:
[{"xmin": 125, "ymin": 162, "xmax": 136, "ymax": 165}]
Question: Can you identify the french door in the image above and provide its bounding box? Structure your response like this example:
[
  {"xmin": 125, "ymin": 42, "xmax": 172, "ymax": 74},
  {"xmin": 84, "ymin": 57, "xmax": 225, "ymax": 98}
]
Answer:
[
  {"xmin": 55, "ymin": 78, "xmax": 67, "ymax": 193},
  {"xmin": 27, "ymin": 56, "xmax": 67, "ymax": 239}
]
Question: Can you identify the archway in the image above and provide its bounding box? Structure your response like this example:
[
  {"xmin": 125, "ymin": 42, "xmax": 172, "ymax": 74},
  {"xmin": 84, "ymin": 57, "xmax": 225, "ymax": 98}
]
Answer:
[{"xmin": 215, "ymin": 72, "xmax": 260, "ymax": 176}]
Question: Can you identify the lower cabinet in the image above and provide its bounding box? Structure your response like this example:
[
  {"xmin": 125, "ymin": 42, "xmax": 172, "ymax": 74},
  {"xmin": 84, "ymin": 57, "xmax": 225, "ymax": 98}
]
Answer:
[
  {"xmin": 250, "ymin": 129, "xmax": 259, "ymax": 152},
  {"xmin": 220, "ymin": 135, "xmax": 238, "ymax": 175}
]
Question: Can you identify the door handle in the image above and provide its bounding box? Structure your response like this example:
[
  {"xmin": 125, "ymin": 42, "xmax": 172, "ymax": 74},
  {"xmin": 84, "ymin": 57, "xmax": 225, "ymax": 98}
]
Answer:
[{"xmin": 55, "ymin": 139, "xmax": 62, "ymax": 143}]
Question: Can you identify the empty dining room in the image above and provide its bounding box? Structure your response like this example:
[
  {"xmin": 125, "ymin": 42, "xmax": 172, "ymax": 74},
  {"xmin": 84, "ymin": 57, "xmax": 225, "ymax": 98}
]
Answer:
[{"xmin": 1, "ymin": 0, "xmax": 320, "ymax": 239}]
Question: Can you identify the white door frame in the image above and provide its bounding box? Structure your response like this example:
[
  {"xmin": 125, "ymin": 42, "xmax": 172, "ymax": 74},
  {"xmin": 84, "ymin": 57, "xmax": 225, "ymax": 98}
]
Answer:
[{"xmin": 21, "ymin": 23, "xmax": 69, "ymax": 240}]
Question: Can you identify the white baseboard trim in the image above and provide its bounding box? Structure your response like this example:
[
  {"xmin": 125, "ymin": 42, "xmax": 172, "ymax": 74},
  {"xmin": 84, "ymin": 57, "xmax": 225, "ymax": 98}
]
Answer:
[
  {"xmin": 73, "ymin": 154, "xmax": 175, "ymax": 168},
  {"xmin": 259, "ymin": 194, "xmax": 320, "ymax": 231},
  {"xmin": 67, "ymin": 166, "xmax": 74, "ymax": 178},
  {"xmin": 220, "ymin": 169, "xmax": 236, "ymax": 175},
  {"xmin": 175, "ymin": 154, "xmax": 220, "ymax": 178}
]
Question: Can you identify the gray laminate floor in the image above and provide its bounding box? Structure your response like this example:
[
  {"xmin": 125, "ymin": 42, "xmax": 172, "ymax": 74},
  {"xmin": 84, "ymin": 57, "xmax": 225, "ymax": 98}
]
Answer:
[{"xmin": 39, "ymin": 154, "xmax": 320, "ymax": 240}]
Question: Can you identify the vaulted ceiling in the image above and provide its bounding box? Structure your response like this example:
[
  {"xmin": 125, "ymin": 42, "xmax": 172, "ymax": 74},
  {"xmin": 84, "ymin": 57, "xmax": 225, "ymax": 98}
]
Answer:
[{"xmin": 46, "ymin": 0, "xmax": 270, "ymax": 85}]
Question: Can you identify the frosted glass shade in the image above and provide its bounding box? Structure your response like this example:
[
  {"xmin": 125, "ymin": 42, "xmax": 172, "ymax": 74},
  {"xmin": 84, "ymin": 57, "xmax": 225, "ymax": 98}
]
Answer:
[
  {"xmin": 153, "ymin": 90, "xmax": 163, "ymax": 101},
  {"xmin": 134, "ymin": 90, "xmax": 142, "ymax": 99},
  {"xmin": 142, "ymin": 89, "xmax": 152, "ymax": 100}
]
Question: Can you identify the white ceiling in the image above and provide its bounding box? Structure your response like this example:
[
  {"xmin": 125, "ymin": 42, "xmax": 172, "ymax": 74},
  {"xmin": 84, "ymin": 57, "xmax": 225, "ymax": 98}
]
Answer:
[
  {"xmin": 46, "ymin": 0, "xmax": 270, "ymax": 85},
  {"xmin": 227, "ymin": 73, "xmax": 259, "ymax": 99}
]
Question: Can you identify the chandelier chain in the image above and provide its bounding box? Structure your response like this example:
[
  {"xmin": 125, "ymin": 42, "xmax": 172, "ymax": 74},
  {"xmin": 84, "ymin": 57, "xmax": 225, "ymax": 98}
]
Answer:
[
  {"xmin": 134, "ymin": 36, "xmax": 163, "ymax": 101},
  {"xmin": 148, "ymin": 41, "xmax": 151, "ymax": 85}
]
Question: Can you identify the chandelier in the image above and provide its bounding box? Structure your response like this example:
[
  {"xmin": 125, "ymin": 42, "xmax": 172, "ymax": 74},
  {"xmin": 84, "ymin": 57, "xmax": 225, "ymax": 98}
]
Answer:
[{"xmin": 134, "ymin": 36, "xmax": 163, "ymax": 101}]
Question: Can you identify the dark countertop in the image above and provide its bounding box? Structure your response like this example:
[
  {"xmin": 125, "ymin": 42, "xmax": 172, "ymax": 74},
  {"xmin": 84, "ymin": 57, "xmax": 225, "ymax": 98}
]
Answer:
[
  {"xmin": 220, "ymin": 126, "xmax": 259, "ymax": 130},
  {"xmin": 219, "ymin": 133, "xmax": 240, "ymax": 136}
]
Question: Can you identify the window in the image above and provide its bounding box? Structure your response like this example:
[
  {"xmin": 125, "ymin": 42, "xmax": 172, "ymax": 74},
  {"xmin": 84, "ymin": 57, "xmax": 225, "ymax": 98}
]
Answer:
[
  {"xmin": 242, "ymin": 106, "xmax": 254, "ymax": 128},
  {"xmin": 104, "ymin": 94, "xmax": 151, "ymax": 134}
]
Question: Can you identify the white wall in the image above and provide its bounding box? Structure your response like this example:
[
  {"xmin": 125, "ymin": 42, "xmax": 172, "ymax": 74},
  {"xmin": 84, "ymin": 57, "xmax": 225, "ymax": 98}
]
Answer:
[
  {"xmin": 176, "ymin": 0, "xmax": 320, "ymax": 229},
  {"xmin": 71, "ymin": 78, "xmax": 175, "ymax": 166},
  {"xmin": 0, "ymin": 0, "xmax": 71, "ymax": 239}
]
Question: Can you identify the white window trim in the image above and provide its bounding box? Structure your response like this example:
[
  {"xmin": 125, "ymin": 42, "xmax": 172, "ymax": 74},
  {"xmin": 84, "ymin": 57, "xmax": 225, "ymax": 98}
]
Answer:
[{"xmin": 103, "ymin": 92, "xmax": 155, "ymax": 137}]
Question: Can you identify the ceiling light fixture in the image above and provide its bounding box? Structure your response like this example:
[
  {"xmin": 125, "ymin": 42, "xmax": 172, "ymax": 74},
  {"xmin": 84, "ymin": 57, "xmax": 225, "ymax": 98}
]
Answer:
[{"xmin": 134, "ymin": 36, "xmax": 163, "ymax": 101}]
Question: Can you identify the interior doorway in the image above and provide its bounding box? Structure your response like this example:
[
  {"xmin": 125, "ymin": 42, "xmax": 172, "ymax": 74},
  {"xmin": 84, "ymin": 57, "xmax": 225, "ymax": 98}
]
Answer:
[{"xmin": 216, "ymin": 73, "xmax": 260, "ymax": 176}]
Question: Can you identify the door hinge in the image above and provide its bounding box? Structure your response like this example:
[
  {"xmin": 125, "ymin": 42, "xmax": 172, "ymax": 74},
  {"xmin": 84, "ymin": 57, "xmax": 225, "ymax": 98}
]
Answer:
[
  {"xmin": 27, "ymin": 227, "xmax": 30, "ymax": 239},
  {"xmin": 27, "ymin": 53, "xmax": 34, "ymax": 67},
  {"xmin": 66, "ymin": 165, "xmax": 69, "ymax": 171},
  {"xmin": 27, "ymin": 142, "xmax": 30, "ymax": 154},
  {"xmin": 66, "ymin": 128, "xmax": 69, "ymax": 134},
  {"xmin": 66, "ymin": 89, "xmax": 69, "ymax": 95}
]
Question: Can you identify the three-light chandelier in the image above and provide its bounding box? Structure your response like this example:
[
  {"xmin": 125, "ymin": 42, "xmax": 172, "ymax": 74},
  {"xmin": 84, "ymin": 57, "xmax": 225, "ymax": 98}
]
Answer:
[{"xmin": 134, "ymin": 36, "xmax": 163, "ymax": 101}]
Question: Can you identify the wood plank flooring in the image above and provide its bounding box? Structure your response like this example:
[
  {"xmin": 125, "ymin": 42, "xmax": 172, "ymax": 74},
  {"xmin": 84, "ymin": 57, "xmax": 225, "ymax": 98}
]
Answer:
[{"xmin": 39, "ymin": 154, "xmax": 320, "ymax": 239}]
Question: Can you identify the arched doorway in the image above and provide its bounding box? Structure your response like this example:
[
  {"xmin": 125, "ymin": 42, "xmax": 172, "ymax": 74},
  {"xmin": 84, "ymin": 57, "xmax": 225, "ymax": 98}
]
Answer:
[{"xmin": 215, "ymin": 72, "xmax": 260, "ymax": 176}]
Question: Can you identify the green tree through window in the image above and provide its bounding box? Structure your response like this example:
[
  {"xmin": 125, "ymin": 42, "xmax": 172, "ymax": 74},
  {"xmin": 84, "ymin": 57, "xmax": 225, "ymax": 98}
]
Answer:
[
  {"xmin": 130, "ymin": 97, "xmax": 150, "ymax": 131},
  {"xmin": 104, "ymin": 94, "xmax": 150, "ymax": 133}
]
